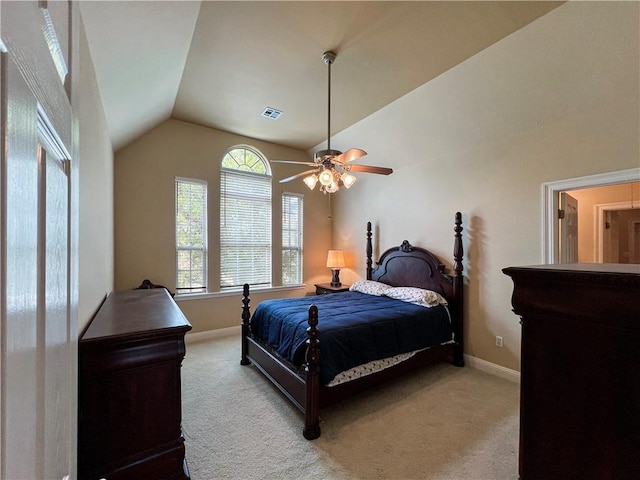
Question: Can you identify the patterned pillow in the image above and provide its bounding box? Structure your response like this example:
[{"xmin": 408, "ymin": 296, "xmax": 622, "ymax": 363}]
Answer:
[
  {"xmin": 384, "ymin": 286, "xmax": 448, "ymax": 307},
  {"xmin": 349, "ymin": 280, "xmax": 391, "ymax": 296}
]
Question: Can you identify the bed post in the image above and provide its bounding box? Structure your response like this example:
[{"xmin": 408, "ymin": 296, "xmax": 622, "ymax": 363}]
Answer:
[
  {"xmin": 303, "ymin": 304, "xmax": 321, "ymax": 440},
  {"xmin": 366, "ymin": 221, "xmax": 373, "ymax": 280},
  {"xmin": 452, "ymin": 212, "xmax": 465, "ymax": 367},
  {"xmin": 240, "ymin": 283, "xmax": 251, "ymax": 366}
]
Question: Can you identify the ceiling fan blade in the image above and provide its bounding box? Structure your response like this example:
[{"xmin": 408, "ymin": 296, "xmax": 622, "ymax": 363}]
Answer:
[
  {"xmin": 271, "ymin": 160, "xmax": 317, "ymax": 167},
  {"xmin": 279, "ymin": 169, "xmax": 319, "ymax": 183},
  {"xmin": 348, "ymin": 164, "xmax": 393, "ymax": 175},
  {"xmin": 333, "ymin": 148, "xmax": 367, "ymax": 164}
]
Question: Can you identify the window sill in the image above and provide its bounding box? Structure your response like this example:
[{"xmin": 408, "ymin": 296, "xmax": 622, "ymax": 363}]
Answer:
[{"xmin": 174, "ymin": 284, "xmax": 306, "ymax": 302}]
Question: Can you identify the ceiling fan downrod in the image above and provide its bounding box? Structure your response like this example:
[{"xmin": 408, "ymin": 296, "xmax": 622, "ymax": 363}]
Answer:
[{"xmin": 323, "ymin": 51, "xmax": 336, "ymax": 155}]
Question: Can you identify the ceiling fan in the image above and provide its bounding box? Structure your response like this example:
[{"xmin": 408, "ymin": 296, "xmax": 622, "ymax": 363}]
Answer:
[{"xmin": 273, "ymin": 51, "xmax": 393, "ymax": 194}]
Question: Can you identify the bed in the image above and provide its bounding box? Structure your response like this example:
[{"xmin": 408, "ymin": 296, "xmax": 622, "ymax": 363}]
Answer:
[{"xmin": 240, "ymin": 212, "xmax": 464, "ymax": 440}]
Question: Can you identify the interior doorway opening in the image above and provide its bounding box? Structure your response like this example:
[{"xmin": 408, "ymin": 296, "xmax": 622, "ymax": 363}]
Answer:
[
  {"xmin": 542, "ymin": 168, "xmax": 640, "ymax": 264},
  {"xmin": 599, "ymin": 206, "xmax": 640, "ymax": 263}
]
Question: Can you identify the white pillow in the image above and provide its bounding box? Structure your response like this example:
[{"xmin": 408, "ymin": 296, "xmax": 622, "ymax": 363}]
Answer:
[
  {"xmin": 349, "ymin": 280, "xmax": 391, "ymax": 296},
  {"xmin": 384, "ymin": 286, "xmax": 448, "ymax": 307}
]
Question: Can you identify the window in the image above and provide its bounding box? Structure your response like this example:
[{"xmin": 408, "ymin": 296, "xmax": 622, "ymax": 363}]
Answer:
[
  {"xmin": 220, "ymin": 147, "xmax": 272, "ymax": 289},
  {"xmin": 282, "ymin": 193, "xmax": 304, "ymax": 284},
  {"xmin": 175, "ymin": 178, "xmax": 207, "ymax": 293}
]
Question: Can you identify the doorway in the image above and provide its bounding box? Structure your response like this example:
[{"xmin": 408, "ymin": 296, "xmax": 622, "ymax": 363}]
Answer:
[
  {"xmin": 599, "ymin": 206, "xmax": 640, "ymax": 263},
  {"xmin": 542, "ymin": 168, "xmax": 640, "ymax": 264}
]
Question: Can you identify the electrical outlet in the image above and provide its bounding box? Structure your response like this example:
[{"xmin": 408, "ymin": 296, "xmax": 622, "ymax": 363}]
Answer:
[{"xmin": 496, "ymin": 335, "xmax": 504, "ymax": 347}]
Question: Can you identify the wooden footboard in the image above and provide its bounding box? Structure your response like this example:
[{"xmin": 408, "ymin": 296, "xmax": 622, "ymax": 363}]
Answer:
[{"xmin": 241, "ymin": 286, "xmax": 321, "ymax": 439}]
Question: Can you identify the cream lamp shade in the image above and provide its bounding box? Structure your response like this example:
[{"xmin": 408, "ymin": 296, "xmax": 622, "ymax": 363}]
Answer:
[{"xmin": 326, "ymin": 250, "xmax": 346, "ymax": 287}]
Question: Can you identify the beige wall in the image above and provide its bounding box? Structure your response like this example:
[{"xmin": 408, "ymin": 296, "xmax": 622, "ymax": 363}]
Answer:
[
  {"xmin": 568, "ymin": 182, "xmax": 640, "ymax": 262},
  {"xmin": 324, "ymin": 1, "xmax": 639, "ymax": 371},
  {"xmin": 77, "ymin": 16, "xmax": 114, "ymax": 334},
  {"xmin": 112, "ymin": 2, "xmax": 639, "ymax": 370},
  {"xmin": 114, "ymin": 119, "xmax": 333, "ymax": 333}
]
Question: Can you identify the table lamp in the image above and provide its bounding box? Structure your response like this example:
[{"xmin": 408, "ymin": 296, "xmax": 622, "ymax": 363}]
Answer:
[{"xmin": 326, "ymin": 250, "xmax": 346, "ymax": 287}]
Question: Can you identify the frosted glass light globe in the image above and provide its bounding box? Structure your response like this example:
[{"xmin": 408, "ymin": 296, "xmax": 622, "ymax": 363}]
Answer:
[{"xmin": 318, "ymin": 169, "xmax": 334, "ymax": 186}]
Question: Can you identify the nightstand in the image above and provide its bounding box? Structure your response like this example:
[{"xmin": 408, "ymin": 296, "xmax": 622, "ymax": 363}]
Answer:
[{"xmin": 314, "ymin": 283, "xmax": 350, "ymax": 295}]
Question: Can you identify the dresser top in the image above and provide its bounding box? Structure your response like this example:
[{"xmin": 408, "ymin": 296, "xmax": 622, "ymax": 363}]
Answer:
[
  {"xmin": 504, "ymin": 263, "xmax": 639, "ymax": 275},
  {"xmin": 82, "ymin": 289, "xmax": 192, "ymax": 342},
  {"xmin": 503, "ymin": 263, "xmax": 639, "ymax": 326},
  {"xmin": 503, "ymin": 263, "xmax": 640, "ymax": 280}
]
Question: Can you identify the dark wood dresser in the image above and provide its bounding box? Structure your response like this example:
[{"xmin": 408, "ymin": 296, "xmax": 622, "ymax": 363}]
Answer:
[
  {"xmin": 78, "ymin": 289, "xmax": 192, "ymax": 480},
  {"xmin": 503, "ymin": 263, "xmax": 640, "ymax": 480}
]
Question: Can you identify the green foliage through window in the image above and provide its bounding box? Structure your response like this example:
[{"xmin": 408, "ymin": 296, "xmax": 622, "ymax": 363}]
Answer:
[
  {"xmin": 222, "ymin": 147, "xmax": 270, "ymax": 175},
  {"xmin": 282, "ymin": 193, "xmax": 303, "ymax": 285},
  {"xmin": 175, "ymin": 178, "xmax": 207, "ymax": 293}
]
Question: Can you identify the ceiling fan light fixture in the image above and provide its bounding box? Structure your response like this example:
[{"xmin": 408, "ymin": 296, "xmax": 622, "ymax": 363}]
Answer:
[
  {"xmin": 341, "ymin": 172, "xmax": 357, "ymax": 189},
  {"xmin": 318, "ymin": 169, "xmax": 334, "ymax": 186},
  {"xmin": 303, "ymin": 174, "xmax": 318, "ymax": 190},
  {"xmin": 325, "ymin": 182, "xmax": 340, "ymax": 194},
  {"xmin": 274, "ymin": 50, "xmax": 391, "ymax": 191}
]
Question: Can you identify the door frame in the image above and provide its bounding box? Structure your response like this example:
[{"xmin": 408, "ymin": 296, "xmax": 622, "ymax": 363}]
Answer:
[
  {"xmin": 630, "ymin": 220, "xmax": 640, "ymax": 263},
  {"xmin": 542, "ymin": 167, "xmax": 640, "ymax": 263}
]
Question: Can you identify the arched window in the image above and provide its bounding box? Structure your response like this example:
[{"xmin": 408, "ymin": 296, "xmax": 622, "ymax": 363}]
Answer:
[{"xmin": 220, "ymin": 146, "xmax": 272, "ymax": 289}]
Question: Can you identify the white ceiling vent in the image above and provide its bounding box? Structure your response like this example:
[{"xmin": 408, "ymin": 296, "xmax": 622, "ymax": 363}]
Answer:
[{"xmin": 261, "ymin": 107, "xmax": 283, "ymax": 119}]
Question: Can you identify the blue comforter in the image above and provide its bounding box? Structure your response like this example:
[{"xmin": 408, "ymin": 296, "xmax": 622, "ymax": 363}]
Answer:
[{"xmin": 250, "ymin": 291, "xmax": 453, "ymax": 385}]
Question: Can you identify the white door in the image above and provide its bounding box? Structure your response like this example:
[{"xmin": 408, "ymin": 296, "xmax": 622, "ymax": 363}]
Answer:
[
  {"xmin": 40, "ymin": 131, "xmax": 72, "ymax": 479},
  {"xmin": 559, "ymin": 192, "xmax": 579, "ymax": 263},
  {"xmin": 1, "ymin": 2, "xmax": 76, "ymax": 478},
  {"xmin": 2, "ymin": 50, "xmax": 41, "ymax": 480}
]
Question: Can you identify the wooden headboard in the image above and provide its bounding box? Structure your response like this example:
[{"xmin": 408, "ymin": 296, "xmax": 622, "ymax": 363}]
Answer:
[
  {"xmin": 365, "ymin": 212, "xmax": 463, "ymax": 300},
  {"xmin": 370, "ymin": 241, "xmax": 455, "ymax": 299}
]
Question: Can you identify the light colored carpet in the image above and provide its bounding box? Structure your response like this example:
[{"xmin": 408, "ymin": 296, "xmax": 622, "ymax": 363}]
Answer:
[{"xmin": 182, "ymin": 332, "xmax": 520, "ymax": 480}]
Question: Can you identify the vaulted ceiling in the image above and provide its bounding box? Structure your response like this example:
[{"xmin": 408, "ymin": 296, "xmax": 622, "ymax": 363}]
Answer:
[{"xmin": 79, "ymin": 1, "xmax": 563, "ymax": 153}]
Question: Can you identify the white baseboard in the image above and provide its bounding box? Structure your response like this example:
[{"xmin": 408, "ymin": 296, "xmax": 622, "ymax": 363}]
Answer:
[
  {"xmin": 464, "ymin": 354, "xmax": 520, "ymax": 383},
  {"xmin": 185, "ymin": 325, "xmax": 241, "ymax": 344}
]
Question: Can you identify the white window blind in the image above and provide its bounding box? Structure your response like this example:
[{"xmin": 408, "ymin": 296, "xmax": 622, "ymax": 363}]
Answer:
[
  {"xmin": 220, "ymin": 169, "xmax": 272, "ymax": 289},
  {"xmin": 175, "ymin": 178, "xmax": 207, "ymax": 293},
  {"xmin": 282, "ymin": 193, "xmax": 303, "ymax": 285}
]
